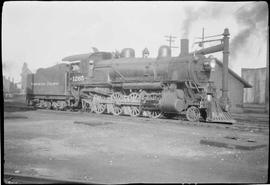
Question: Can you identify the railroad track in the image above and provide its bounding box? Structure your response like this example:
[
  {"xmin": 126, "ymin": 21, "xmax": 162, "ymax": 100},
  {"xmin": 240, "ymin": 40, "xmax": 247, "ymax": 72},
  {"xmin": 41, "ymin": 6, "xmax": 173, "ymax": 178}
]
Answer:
[
  {"xmin": 5, "ymin": 104, "xmax": 268, "ymax": 134},
  {"xmin": 34, "ymin": 108, "xmax": 269, "ymax": 134},
  {"xmin": 230, "ymin": 122, "xmax": 269, "ymax": 133},
  {"xmin": 4, "ymin": 173, "xmax": 88, "ymax": 184}
]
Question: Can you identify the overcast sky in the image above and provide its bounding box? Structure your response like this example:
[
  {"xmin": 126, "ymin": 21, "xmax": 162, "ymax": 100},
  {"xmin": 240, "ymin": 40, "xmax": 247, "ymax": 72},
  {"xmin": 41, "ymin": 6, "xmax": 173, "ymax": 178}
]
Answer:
[{"xmin": 2, "ymin": 1, "xmax": 268, "ymax": 82}]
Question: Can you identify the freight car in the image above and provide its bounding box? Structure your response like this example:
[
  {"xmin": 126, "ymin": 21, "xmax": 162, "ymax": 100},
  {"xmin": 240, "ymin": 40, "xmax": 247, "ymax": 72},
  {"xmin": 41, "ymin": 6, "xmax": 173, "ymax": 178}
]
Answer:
[{"xmin": 26, "ymin": 31, "xmax": 235, "ymax": 123}]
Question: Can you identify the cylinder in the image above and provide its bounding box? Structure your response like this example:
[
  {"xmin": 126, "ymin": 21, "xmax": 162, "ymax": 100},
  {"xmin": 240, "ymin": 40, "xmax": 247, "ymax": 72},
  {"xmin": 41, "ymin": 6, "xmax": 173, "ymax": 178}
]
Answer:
[{"xmin": 159, "ymin": 90, "xmax": 185, "ymax": 113}]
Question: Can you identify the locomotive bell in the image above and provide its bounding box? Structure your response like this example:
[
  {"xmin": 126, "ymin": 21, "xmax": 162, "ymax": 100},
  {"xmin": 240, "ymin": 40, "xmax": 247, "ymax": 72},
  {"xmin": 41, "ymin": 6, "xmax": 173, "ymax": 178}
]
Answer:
[
  {"xmin": 158, "ymin": 45, "xmax": 171, "ymax": 58},
  {"xmin": 120, "ymin": 48, "xmax": 135, "ymax": 58}
]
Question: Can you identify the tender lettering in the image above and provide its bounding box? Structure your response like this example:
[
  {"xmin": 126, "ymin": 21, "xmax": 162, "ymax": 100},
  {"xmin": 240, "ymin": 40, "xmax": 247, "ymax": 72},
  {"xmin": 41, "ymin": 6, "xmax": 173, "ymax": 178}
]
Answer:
[{"xmin": 31, "ymin": 82, "xmax": 59, "ymax": 86}]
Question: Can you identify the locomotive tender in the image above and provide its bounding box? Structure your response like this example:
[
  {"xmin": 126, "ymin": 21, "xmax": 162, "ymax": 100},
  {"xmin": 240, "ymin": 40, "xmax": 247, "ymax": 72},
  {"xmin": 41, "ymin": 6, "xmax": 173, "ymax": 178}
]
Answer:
[{"xmin": 26, "ymin": 31, "xmax": 235, "ymax": 123}]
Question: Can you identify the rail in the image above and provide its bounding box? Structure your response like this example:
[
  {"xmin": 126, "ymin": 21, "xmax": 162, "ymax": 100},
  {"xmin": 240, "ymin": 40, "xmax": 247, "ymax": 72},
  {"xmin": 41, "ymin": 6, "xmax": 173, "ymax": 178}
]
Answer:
[{"xmin": 4, "ymin": 173, "xmax": 89, "ymax": 184}]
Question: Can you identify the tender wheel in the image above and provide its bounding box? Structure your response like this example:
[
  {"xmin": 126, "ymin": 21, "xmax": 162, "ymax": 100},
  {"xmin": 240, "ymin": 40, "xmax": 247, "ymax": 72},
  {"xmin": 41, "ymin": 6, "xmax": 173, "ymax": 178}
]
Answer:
[
  {"xmin": 38, "ymin": 101, "xmax": 45, "ymax": 108},
  {"xmin": 186, "ymin": 106, "xmax": 200, "ymax": 122},
  {"xmin": 129, "ymin": 106, "xmax": 141, "ymax": 117},
  {"xmin": 58, "ymin": 101, "xmax": 67, "ymax": 110},
  {"xmin": 45, "ymin": 101, "xmax": 52, "ymax": 109},
  {"xmin": 51, "ymin": 101, "xmax": 59, "ymax": 110},
  {"xmin": 148, "ymin": 110, "xmax": 162, "ymax": 119}
]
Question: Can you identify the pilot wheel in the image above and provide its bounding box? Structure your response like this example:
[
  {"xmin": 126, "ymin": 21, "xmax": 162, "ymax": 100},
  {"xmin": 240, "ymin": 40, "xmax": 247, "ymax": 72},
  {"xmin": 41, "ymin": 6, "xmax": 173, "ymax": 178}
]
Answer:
[{"xmin": 186, "ymin": 106, "xmax": 200, "ymax": 122}]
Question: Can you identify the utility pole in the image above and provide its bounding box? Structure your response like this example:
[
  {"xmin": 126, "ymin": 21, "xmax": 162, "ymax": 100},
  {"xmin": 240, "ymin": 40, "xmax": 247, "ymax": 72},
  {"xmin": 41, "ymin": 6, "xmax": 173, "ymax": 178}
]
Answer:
[
  {"xmin": 164, "ymin": 35, "xmax": 178, "ymax": 51},
  {"xmin": 199, "ymin": 28, "xmax": 205, "ymax": 48},
  {"xmin": 194, "ymin": 28, "xmax": 230, "ymax": 111}
]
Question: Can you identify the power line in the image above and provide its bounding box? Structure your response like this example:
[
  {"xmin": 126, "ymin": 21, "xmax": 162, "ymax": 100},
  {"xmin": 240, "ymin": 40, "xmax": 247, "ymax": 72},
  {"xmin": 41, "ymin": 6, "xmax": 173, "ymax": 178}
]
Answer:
[{"xmin": 164, "ymin": 35, "xmax": 178, "ymax": 50}]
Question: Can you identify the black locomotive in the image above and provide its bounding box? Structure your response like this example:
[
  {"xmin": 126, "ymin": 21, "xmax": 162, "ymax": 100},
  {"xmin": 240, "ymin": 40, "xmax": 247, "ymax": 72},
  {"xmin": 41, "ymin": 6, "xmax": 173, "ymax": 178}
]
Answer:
[{"xmin": 26, "ymin": 39, "xmax": 234, "ymax": 123}]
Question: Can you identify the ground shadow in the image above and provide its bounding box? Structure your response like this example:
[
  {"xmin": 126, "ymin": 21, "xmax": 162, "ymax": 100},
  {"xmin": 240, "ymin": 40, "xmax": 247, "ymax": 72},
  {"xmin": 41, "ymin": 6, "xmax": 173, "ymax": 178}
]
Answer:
[{"xmin": 4, "ymin": 101, "xmax": 36, "ymax": 113}]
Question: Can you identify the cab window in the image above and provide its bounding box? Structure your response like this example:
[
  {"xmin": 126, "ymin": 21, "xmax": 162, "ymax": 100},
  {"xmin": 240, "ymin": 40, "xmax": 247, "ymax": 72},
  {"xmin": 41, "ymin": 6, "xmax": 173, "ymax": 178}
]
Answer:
[
  {"xmin": 71, "ymin": 64, "xmax": 80, "ymax": 71},
  {"xmin": 89, "ymin": 60, "xmax": 94, "ymax": 76}
]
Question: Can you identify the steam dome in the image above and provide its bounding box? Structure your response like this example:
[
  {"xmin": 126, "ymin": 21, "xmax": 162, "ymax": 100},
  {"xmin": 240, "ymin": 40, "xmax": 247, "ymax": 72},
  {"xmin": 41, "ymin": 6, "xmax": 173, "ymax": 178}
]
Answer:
[
  {"xmin": 158, "ymin": 45, "xmax": 171, "ymax": 58},
  {"xmin": 120, "ymin": 48, "xmax": 135, "ymax": 58}
]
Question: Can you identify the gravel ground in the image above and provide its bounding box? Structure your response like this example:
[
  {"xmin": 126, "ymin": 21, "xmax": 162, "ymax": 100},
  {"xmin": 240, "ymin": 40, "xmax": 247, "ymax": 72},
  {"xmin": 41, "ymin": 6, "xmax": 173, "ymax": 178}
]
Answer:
[{"xmin": 3, "ymin": 106, "xmax": 269, "ymax": 183}]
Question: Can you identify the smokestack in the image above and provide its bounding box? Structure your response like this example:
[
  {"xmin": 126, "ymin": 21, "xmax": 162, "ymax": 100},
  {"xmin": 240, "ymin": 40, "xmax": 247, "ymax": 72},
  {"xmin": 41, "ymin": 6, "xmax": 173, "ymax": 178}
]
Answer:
[{"xmin": 180, "ymin": 39, "xmax": 189, "ymax": 56}]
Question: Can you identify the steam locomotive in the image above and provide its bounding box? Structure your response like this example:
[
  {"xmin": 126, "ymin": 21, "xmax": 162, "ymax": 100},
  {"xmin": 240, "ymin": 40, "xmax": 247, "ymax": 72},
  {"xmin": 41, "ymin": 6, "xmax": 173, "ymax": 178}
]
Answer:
[{"xmin": 26, "ymin": 40, "xmax": 234, "ymax": 123}]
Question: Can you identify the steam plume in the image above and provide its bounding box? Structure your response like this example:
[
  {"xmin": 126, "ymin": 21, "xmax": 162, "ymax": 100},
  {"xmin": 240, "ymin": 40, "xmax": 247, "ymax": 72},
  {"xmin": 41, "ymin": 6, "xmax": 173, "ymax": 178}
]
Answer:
[
  {"xmin": 181, "ymin": 4, "xmax": 225, "ymax": 38},
  {"xmin": 230, "ymin": 2, "xmax": 268, "ymax": 58}
]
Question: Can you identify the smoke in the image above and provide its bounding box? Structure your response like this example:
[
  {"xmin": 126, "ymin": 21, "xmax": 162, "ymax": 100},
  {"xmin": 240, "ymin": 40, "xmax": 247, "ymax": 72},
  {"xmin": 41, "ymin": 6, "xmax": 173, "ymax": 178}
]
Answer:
[
  {"xmin": 2, "ymin": 61, "xmax": 12, "ymax": 74},
  {"xmin": 181, "ymin": 4, "xmax": 226, "ymax": 38},
  {"xmin": 181, "ymin": 7, "xmax": 198, "ymax": 38},
  {"xmin": 181, "ymin": 2, "xmax": 268, "ymax": 65},
  {"xmin": 230, "ymin": 2, "xmax": 268, "ymax": 58}
]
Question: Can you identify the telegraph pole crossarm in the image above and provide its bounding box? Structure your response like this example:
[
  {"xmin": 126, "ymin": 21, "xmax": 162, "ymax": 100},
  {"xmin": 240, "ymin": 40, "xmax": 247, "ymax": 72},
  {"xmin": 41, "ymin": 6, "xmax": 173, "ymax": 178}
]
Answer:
[{"xmin": 164, "ymin": 34, "xmax": 178, "ymax": 51}]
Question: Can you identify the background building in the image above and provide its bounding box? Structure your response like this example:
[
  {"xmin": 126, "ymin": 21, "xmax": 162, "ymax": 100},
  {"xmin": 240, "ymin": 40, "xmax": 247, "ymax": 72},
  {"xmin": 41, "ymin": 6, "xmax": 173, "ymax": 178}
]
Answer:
[
  {"xmin": 20, "ymin": 62, "xmax": 32, "ymax": 94},
  {"xmin": 241, "ymin": 68, "xmax": 266, "ymax": 104},
  {"xmin": 211, "ymin": 60, "xmax": 252, "ymax": 113},
  {"xmin": 3, "ymin": 76, "xmax": 20, "ymax": 98}
]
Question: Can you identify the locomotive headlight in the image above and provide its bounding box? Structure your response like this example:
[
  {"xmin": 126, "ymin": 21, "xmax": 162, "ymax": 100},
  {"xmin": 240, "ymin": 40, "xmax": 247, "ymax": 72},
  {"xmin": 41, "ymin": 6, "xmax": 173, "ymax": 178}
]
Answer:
[
  {"xmin": 207, "ymin": 55, "xmax": 216, "ymax": 70},
  {"xmin": 210, "ymin": 59, "xmax": 216, "ymax": 69}
]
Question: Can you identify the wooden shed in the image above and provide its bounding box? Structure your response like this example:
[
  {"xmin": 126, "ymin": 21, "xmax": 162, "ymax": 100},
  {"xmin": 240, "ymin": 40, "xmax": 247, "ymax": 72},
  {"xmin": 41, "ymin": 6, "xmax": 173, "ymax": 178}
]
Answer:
[
  {"xmin": 241, "ymin": 67, "xmax": 266, "ymax": 104},
  {"xmin": 211, "ymin": 60, "xmax": 252, "ymax": 113}
]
